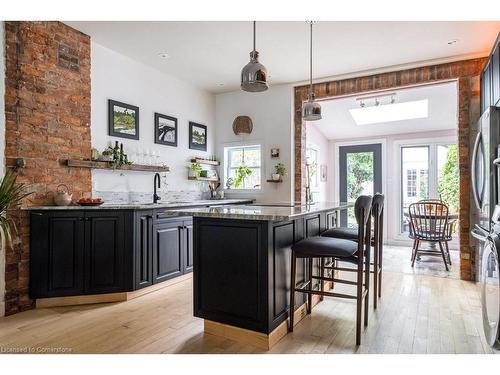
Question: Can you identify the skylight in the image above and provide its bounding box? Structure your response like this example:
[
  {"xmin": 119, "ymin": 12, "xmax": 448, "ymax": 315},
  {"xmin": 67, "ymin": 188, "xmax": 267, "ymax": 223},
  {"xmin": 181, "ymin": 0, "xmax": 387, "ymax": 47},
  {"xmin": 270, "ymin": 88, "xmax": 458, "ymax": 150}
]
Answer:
[{"xmin": 349, "ymin": 99, "xmax": 429, "ymax": 125}]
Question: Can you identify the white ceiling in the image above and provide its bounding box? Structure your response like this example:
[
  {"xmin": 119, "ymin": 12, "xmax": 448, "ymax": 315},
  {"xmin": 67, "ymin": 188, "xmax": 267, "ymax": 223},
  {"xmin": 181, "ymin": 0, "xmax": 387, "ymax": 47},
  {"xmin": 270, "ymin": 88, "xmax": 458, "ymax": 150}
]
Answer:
[
  {"xmin": 65, "ymin": 21, "xmax": 500, "ymax": 93},
  {"xmin": 309, "ymin": 81, "xmax": 458, "ymax": 140}
]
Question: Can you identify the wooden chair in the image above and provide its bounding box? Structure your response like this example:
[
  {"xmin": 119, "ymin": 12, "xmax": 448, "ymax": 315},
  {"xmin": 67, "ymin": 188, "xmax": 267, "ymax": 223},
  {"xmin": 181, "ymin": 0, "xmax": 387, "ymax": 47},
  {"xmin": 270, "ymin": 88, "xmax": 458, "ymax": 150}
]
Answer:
[
  {"xmin": 408, "ymin": 201, "xmax": 452, "ymax": 271},
  {"xmin": 321, "ymin": 193, "xmax": 385, "ymax": 308},
  {"xmin": 289, "ymin": 195, "xmax": 373, "ymax": 346}
]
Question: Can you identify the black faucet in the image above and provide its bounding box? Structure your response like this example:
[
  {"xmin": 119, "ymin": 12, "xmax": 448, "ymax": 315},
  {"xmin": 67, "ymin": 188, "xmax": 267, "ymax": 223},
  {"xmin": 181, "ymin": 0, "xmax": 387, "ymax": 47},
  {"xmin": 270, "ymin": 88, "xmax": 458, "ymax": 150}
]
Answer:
[{"xmin": 153, "ymin": 173, "xmax": 161, "ymax": 204}]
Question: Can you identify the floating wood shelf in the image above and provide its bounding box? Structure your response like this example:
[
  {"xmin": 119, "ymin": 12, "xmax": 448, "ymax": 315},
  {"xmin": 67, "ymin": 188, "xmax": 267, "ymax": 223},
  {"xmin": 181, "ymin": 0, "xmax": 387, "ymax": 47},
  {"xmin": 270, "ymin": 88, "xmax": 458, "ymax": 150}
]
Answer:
[
  {"xmin": 188, "ymin": 176, "xmax": 220, "ymax": 182},
  {"xmin": 66, "ymin": 159, "xmax": 170, "ymax": 172},
  {"xmin": 191, "ymin": 158, "xmax": 220, "ymax": 166},
  {"xmin": 266, "ymin": 179, "xmax": 283, "ymax": 183}
]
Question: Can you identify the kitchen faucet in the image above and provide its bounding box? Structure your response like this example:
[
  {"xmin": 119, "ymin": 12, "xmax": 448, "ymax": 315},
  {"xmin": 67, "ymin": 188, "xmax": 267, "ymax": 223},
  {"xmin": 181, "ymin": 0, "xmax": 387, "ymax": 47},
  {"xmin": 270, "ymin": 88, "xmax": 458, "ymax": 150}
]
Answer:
[{"xmin": 153, "ymin": 173, "xmax": 161, "ymax": 204}]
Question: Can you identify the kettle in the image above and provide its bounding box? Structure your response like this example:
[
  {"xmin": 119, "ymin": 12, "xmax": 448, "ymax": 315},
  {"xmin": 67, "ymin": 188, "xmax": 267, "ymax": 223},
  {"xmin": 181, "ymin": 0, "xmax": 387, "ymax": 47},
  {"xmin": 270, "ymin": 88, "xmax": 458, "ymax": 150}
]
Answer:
[{"xmin": 53, "ymin": 184, "xmax": 73, "ymax": 206}]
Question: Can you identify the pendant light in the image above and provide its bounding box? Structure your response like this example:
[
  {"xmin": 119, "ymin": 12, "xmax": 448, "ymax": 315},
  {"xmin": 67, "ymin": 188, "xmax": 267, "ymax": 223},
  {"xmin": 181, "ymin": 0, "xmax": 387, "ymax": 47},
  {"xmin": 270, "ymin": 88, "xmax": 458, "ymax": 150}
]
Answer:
[
  {"xmin": 241, "ymin": 21, "xmax": 268, "ymax": 92},
  {"xmin": 302, "ymin": 21, "xmax": 322, "ymax": 121}
]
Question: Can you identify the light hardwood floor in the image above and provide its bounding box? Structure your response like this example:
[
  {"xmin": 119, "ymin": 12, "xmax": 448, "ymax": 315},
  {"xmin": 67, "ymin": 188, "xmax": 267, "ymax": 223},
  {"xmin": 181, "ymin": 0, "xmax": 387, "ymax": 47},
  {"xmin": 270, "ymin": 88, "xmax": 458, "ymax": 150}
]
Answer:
[{"xmin": 0, "ymin": 265, "xmax": 497, "ymax": 354}]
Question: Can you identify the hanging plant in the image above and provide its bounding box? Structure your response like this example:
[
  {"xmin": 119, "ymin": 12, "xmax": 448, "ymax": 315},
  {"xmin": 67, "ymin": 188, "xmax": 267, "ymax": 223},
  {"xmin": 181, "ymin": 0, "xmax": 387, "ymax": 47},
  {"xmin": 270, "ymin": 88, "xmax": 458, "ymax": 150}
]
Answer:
[{"xmin": 234, "ymin": 165, "xmax": 253, "ymax": 188}]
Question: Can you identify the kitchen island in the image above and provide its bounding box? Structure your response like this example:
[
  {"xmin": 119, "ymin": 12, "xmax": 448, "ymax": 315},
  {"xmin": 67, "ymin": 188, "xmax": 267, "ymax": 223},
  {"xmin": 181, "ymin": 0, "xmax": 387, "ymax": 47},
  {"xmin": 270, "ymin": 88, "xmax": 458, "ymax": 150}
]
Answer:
[{"xmin": 164, "ymin": 202, "xmax": 351, "ymax": 349}]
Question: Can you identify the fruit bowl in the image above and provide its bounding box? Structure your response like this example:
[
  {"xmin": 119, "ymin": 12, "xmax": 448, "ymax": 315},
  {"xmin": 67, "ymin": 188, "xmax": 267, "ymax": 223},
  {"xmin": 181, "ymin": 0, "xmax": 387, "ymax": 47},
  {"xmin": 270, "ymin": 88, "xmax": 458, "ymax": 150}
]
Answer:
[{"xmin": 77, "ymin": 197, "xmax": 104, "ymax": 206}]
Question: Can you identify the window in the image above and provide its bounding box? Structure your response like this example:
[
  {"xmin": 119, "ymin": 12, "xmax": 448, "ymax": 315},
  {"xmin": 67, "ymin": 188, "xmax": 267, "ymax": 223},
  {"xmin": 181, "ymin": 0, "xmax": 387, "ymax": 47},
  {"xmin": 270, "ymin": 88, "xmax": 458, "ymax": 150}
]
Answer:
[
  {"xmin": 224, "ymin": 145, "xmax": 261, "ymax": 190},
  {"xmin": 407, "ymin": 169, "xmax": 417, "ymax": 197},
  {"xmin": 306, "ymin": 146, "xmax": 319, "ymax": 189}
]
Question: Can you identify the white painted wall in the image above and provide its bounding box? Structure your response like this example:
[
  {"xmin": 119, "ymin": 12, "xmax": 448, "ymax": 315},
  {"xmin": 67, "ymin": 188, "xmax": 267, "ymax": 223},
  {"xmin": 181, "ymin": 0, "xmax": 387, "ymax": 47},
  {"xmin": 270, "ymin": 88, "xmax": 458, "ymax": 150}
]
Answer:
[
  {"xmin": 214, "ymin": 84, "xmax": 294, "ymax": 203},
  {"xmin": 1, "ymin": 21, "xmax": 6, "ymax": 317},
  {"xmin": 306, "ymin": 123, "xmax": 332, "ymax": 203},
  {"xmin": 328, "ymin": 129, "xmax": 457, "ymax": 246},
  {"xmin": 91, "ymin": 42, "xmax": 215, "ymax": 199}
]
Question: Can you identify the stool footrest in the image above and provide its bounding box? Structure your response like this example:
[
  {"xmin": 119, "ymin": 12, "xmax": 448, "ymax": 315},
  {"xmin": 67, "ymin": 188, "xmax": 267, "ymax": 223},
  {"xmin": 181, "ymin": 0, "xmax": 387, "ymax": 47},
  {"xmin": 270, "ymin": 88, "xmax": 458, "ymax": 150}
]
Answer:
[
  {"xmin": 311, "ymin": 275, "xmax": 357, "ymax": 286},
  {"xmin": 294, "ymin": 287, "xmax": 358, "ymax": 300}
]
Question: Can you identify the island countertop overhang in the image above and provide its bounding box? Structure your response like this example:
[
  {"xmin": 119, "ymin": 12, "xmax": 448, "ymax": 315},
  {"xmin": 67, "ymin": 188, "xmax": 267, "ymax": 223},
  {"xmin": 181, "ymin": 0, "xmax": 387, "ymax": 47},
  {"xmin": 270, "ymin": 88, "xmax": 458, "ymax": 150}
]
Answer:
[{"xmin": 161, "ymin": 201, "xmax": 352, "ymax": 221}]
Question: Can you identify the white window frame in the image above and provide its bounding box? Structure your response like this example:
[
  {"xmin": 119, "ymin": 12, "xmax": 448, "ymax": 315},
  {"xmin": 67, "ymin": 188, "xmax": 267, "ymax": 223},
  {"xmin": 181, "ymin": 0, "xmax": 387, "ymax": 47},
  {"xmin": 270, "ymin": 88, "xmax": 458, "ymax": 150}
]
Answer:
[
  {"xmin": 222, "ymin": 142, "xmax": 263, "ymax": 193},
  {"xmin": 306, "ymin": 143, "xmax": 320, "ymax": 192}
]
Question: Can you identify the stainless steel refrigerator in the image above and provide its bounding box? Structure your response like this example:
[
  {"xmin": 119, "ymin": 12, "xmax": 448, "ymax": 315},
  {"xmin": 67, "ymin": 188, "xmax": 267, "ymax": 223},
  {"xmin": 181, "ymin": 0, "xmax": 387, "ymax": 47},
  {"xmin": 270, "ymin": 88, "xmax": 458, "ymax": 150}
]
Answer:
[
  {"xmin": 471, "ymin": 106, "xmax": 500, "ymax": 348},
  {"xmin": 471, "ymin": 106, "xmax": 500, "ymax": 234}
]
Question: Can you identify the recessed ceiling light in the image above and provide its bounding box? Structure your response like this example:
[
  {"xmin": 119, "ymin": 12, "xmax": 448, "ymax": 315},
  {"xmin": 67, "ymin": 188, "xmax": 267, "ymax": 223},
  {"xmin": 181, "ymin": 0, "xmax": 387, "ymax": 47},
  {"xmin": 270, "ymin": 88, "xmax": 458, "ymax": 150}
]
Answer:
[
  {"xmin": 447, "ymin": 39, "xmax": 459, "ymax": 45},
  {"xmin": 158, "ymin": 52, "xmax": 170, "ymax": 59},
  {"xmin": 349, "ymin": 99, "xmax": 429, "ymax": 125}
]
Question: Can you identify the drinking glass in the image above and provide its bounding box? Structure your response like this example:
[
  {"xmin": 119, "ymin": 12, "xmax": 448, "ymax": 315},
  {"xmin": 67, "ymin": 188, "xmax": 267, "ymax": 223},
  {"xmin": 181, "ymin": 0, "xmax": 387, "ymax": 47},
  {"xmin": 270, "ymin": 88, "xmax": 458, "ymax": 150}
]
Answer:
[{"xmin": 136, "ymin": 147, "xmax": 143, "ymax": 164}]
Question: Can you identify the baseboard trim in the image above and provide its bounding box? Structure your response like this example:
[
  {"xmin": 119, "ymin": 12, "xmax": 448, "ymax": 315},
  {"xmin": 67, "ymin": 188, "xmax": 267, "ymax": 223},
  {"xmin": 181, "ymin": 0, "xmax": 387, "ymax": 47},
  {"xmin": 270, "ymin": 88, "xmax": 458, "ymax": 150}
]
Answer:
[
  {"xmin": 35, "ymin": 273, "xmax": 193, "ymax": 308},
  {"xmin": 204, "ymin": 281, "xmax": 332, "ymax": 350}
]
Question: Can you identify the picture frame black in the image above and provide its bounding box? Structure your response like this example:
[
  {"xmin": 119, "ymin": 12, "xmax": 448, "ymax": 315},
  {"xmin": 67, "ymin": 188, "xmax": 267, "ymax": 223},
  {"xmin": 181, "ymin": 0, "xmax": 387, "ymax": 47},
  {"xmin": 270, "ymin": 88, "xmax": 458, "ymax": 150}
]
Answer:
[
  {"xmin": 154, "ymin": 112, "xmax": 178, "ymax": 147},
  {"xmin": 189, "ymin": 121, "xmax": 207, "ymax": 151},
  {"xmin": 108, "ymin": 99, "xmax": 140, "ymax": 140}
]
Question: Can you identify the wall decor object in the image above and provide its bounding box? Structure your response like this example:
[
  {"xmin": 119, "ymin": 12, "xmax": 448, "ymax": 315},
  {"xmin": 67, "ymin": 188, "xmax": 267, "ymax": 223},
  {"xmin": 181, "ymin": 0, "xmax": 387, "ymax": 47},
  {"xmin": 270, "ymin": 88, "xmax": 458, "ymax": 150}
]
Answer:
[
  {"xmin": 154, "ymin": 113, "xmax": 177, "ymax": 146},
  {"xmin": 270, "ymin": 148, "xmax": 280, "ymax": 158},
  {"xmin": 320, "ymin": 164, "xmax": 327, "ymax": 182},
  {"xmin": 108, "ymin": 99, "xmax": 139, "ymax": 140},
  {"xmin": 232, "ymin": 115, "xmax": 253, "ymax": 135},
  {"xmin": 189, "ymin": 121, "xmax": 207, "ymax": 151}
]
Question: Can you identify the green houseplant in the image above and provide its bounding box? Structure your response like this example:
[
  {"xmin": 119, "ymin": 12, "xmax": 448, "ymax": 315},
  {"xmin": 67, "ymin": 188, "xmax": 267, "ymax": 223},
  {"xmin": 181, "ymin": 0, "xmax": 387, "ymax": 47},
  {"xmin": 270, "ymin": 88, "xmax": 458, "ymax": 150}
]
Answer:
[
  {"xmin": 234, "ymin": 165, "xmax": 253, "ymax": 188},
  {"xmin": 0, "ymin": 171, "xmax": 32, "ymax": 250},
  {"xmin": 273, "ymin": 163, "xmax": 287, "ymax": 181},
  {"xmin": 190, "ymin": 162, "xmax": 202, "ymax": 178}
]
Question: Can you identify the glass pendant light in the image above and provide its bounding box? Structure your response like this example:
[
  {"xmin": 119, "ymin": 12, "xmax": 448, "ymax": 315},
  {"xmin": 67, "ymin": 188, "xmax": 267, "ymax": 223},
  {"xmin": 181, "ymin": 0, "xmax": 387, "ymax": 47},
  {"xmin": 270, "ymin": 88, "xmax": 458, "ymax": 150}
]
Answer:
[
  {"xmin": 302, "ymin": 21, "xmax": 322, "ymax": 121},
  {"xmin": 241, "ymin": 21, "xmax": 268, "ymax": 92}
]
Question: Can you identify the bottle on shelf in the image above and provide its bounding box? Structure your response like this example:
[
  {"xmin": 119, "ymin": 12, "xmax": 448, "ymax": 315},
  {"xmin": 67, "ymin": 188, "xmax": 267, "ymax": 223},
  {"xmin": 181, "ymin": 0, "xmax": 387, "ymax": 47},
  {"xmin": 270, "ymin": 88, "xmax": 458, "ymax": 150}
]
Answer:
[
  {"xmin": 113, "ymin": 141, "xmax": 120, "ymax": 161},
  {"xmin": 119, "ymin": 143, "xmax": 124, "ymax": 163}
]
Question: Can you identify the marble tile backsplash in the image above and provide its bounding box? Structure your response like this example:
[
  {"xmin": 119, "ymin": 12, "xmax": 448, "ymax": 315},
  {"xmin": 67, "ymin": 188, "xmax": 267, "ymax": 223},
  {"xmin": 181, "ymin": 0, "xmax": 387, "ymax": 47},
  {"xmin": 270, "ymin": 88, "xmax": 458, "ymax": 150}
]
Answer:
[{"xmin": 93, "ymin": 190, "xmax": 209, "ymax": 204}]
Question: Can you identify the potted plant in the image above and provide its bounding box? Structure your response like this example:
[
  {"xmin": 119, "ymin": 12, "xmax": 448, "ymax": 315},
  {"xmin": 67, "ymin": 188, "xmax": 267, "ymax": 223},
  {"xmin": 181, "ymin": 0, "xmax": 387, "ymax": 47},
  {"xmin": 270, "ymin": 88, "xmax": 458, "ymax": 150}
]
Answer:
[
  {"xmin": 100, "ymin": 147, "xmax": 114, "ymax": 162},
  {"xmin": 226, "ymin": 177, "xmax": 235, "ymax": 189},
  {"xmin": 273, "ymin": 163, "xmax": 287, "ymax": 181},
  {"xmin": 235, "ymin": 165, "xmax": 253, "ymax": 188},
  {"xmin": 0, "ymin": 171, "xmax": 32, "ymax": 250},
  {"xmin": 189, "ymin": 162, "xmax": 202, "ymax": 178}
]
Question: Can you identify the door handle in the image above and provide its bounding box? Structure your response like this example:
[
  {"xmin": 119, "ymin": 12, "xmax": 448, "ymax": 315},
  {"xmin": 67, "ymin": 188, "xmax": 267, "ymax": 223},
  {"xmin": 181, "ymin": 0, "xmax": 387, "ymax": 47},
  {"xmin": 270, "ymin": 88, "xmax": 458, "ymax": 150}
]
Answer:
[
  {"xmin": 471, "ymin": 224, "xmax": 489, "ymax": 242},
  {"xmin": 471, "ymin": 131, "xmax": 482, "ymax": 210}
]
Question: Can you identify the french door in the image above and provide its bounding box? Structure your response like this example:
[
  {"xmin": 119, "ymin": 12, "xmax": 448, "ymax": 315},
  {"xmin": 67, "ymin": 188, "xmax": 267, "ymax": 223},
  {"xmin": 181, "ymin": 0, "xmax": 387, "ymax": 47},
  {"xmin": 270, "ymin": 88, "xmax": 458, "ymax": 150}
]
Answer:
[
  {"xmin": 339, "ymin": 144, "xmax": 382, "ymax": 227},
  {"xmin": 399, "ymin": 142, "xmax": 457, "ymax": 234}
]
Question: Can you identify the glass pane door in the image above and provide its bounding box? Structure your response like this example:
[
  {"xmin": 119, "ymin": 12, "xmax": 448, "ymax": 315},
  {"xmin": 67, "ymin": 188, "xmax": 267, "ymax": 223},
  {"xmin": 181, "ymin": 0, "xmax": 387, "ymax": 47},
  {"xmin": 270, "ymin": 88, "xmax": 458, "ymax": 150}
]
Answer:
[
  {"xmin": 339, "ymin": 144, "xmax": 382, "ymax": 227},
  {"xmin": 401, "ymin": 146, "xmax": 429, "ymax": 232}
]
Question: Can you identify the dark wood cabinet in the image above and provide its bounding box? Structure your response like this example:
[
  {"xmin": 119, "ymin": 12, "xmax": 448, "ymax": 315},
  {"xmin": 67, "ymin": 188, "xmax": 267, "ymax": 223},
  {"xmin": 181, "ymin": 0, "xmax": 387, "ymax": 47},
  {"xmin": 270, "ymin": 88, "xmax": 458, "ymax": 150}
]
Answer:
[
  {"xmin": 30, "ymin": 211, "xmax": 85, "ymax": 298},
  {"xmin": 134, "ymin": 210, "xmax": 153, "ymax": 290},
  {"xmin": 30, "ymin": 210, "xmax": 132, "ymax": 299},
  {"xmin": 153, "ymin": 220, "xmax": 184, "ymax": 283},
  {"xmin": 184, "ymin": 221, "xmax": 194, "ymax": 273},
  {"xmin": 135, "ymin": 213, "xmax": 193, "ymax": 287},
  {"xmin": 481, "ymin": 33, "xmax": 500, "ymax": 112},
  {"xmin": 30, "ymin": 203, "xmax": 238, "ymax": 300},
  {"xmin": 84, "ymin": 211, "xmax": 130, "ymax": 294},
  {"xmin": 492, "ymin": 42, "xmax": 500, "ymax": 107}
]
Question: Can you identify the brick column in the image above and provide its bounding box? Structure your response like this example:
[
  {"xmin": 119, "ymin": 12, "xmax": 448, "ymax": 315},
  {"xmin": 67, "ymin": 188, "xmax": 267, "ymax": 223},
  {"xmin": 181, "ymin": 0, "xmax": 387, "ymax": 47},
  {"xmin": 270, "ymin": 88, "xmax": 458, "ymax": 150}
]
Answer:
[{"xmin": 3, "ymin": 22, "xmax": 91, "ymax": 315}]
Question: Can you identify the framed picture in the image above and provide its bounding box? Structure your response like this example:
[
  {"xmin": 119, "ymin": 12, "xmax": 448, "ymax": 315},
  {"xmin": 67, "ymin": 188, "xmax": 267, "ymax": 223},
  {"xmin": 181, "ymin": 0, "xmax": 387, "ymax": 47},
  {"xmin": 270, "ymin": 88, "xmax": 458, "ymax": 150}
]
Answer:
[
  {"xmin": 108, "ymin": 99, "xmax": 139, "ymax": 140},
  {"xmin": 189, "ymin": 121, "xmax": 207, "ymax": 151},
  {"xmin": 154, "ymin": 113, "xmax": 177, "ymax": 146},
  {"xmin": 271, "ymin": 148, "xmax": 280, "ymax": 158},
  {"xmin": 320, "ymin": 165, "xmax": 327, "ymax": 182}
]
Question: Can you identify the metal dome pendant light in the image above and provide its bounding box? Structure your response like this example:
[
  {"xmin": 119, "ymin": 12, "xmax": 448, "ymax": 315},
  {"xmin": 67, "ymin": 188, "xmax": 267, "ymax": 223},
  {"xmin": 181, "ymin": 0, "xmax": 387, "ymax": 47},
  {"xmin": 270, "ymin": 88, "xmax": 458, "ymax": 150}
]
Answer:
[
  {"xmin": 241, "ymin": 21, "xmax": 268, "ymax": 92},
  {"xmin": 302, "ymin": 21, "xmax": 322, "ymax": 121}
]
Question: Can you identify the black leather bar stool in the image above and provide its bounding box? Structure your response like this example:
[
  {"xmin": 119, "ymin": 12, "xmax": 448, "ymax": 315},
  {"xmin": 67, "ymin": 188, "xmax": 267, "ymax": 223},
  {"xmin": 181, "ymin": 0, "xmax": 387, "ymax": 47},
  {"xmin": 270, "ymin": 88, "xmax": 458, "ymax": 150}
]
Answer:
[
  {"xmin": 321, "ymin": 193, "xmax": 384, "ymax": 308},
  {"xmin": 289, "ymin": 195, "xmax": 372, "ymax": 346}
]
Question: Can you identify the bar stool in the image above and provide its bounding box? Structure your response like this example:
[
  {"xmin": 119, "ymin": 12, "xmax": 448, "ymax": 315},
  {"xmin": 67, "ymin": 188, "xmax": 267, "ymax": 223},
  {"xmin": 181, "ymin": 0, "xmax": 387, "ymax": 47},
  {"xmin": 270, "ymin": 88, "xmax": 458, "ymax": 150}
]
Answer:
[
  {"xmin": 289, "ymin": 195, "xmax": 372, "ymax": 346},
  {"xmin": 321, "ymin": 193, "xmax": 384, "ymax": 308}
]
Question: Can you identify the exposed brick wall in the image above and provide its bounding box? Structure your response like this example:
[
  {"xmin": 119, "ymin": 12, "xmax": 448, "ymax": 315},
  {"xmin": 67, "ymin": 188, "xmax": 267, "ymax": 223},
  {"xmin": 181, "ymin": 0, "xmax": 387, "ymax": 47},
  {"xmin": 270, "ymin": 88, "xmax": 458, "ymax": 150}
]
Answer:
[
  {"xmin": 294, "ymin": 58, "xmax": 486, "ymax": 281},
  {"xmin": 3, "ymin": 22, "xmax": 91, "ymax": 315}
]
